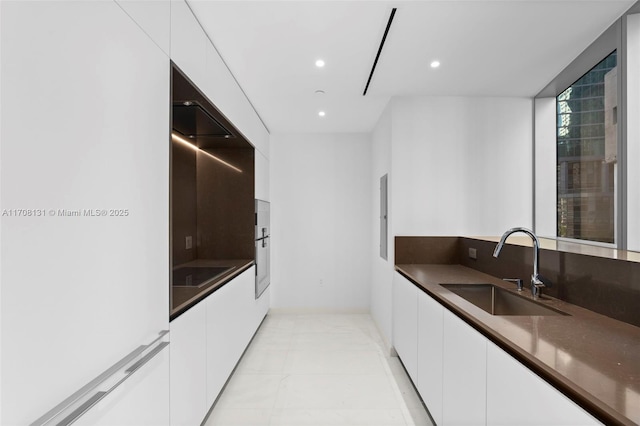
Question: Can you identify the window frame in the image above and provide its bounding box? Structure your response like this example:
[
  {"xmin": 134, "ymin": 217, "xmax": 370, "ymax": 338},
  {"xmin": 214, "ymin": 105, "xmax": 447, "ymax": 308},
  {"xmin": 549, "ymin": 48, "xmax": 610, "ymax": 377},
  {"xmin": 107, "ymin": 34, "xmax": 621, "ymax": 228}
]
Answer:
[{"xmin": 535, "ymin": 18, "xmax": 625, "ymax": 249}]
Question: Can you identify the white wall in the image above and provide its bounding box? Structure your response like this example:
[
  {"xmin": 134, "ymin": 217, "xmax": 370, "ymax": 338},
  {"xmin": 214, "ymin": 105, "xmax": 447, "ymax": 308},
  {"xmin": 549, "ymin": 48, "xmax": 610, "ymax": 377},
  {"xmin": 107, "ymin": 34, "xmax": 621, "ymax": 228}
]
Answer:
[
  {"xmin": 270, "ymin": 133, "xmax": 372, "ymax": 311},
  {"xmin": 392, "ymin": 96, "xmax": 533, "ymax": 237},
  {"xmin": 534, "ymin": 97, "xmax": 557, "ymax": 238},
  {"xmin": 370, "ymin": 104, "xmax": 394, "ymax": 345},
  {"xmin": 368, "ymin": 96, "xmax": 534, "ymax": 346}
]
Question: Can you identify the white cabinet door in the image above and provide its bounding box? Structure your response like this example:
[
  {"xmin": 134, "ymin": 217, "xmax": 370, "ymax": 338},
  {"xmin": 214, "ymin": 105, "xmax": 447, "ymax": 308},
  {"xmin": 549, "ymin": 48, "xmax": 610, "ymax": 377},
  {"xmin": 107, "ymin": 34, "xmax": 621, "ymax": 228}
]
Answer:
[
  {"xmin": 115, "ymin": 0, "xmax": 170, "ymax": 56},
  {"xmin": 76, "ymin": 345, "xmax": 170, "ymax": 426},
  {"xmin": 486, "ymin": 341, "xmax": 601, "ymax": 425},
  {"xmin": 393, "ymin": 272, "xmax": 419, "ymax": 382},
  {"xmin": 171, "ymin": 303, "xmax": 208, "ymax": 426},
  {"xmin": 417, "ymin": 291, "xmax": 444, "ymax": 425},
  {"xmin": 0, "ymin": 1, "xmax": 169, "ymax": 424},
  {"xmin": 206, "ymin": 266, "xmax": 258, "ymax": 403},
  {"xmin": 442, "ymin": 310, "xmax": 487, "ymax": 425}
]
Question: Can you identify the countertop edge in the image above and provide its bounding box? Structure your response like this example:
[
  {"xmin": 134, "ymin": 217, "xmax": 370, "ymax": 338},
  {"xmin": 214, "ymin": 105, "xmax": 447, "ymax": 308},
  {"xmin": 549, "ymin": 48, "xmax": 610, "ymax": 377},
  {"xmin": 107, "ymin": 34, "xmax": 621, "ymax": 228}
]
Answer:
[
  {"xmin": 395, "ymin": 264, "xmax": 636, "ymax": 426},
  {"xmin": 170, "ymin": 260, "xmax": 254, "ymax": 321}
]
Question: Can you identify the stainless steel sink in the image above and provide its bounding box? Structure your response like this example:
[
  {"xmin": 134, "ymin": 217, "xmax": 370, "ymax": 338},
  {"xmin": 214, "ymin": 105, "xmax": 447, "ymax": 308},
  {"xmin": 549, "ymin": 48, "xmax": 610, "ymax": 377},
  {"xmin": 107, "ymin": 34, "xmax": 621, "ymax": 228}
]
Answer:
[{"xmin": 440, "ymin": 284, "xmax": 569, "ymax": 316}]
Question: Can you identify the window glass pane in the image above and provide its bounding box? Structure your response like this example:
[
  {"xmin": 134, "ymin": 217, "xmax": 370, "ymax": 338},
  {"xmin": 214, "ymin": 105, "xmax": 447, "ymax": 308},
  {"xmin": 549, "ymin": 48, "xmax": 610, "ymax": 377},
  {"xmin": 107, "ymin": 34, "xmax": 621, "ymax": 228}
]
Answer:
[{"xmin": 557, "ymin": 51, "xmax": 616, "ymax": 244}]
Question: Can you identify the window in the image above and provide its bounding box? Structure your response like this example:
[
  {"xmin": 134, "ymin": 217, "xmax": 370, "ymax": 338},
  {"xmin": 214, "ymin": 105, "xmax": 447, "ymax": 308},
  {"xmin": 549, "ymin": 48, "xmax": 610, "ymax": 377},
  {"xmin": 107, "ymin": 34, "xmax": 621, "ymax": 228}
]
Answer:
[{"xmin": 556, "ymin": 51, "xmax": 617, "ymax": 244}]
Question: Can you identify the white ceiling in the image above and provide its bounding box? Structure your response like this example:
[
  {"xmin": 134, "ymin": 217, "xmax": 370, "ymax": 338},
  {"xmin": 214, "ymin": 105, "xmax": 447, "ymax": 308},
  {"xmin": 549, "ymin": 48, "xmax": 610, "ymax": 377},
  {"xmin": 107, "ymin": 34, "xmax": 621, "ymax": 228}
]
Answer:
[{"xmin": 188, "ymin": 0, "xmax": 636, "ymax": 134}]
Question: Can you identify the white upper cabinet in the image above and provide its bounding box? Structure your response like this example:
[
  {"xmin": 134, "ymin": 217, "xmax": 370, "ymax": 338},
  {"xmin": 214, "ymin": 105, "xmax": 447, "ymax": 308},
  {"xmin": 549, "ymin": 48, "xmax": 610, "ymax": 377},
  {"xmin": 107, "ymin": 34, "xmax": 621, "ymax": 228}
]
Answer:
[
  {"xmin": 116, "ymin": 0, "xmax": 170, "ymax": 56},
  {"xmin": 170, "ymin": 0, "xmax": 269, "ymax": 157},
  {"xmin": 1, "ymin": 1, "xmax": 169, "ymax": 423},
  {"xmin": 201, "ymin": 21, "xmax": 269, "ymax": 156},
  {"xmin": 170, "ymin": 0, "xmax": 207, "ymax": 89}
]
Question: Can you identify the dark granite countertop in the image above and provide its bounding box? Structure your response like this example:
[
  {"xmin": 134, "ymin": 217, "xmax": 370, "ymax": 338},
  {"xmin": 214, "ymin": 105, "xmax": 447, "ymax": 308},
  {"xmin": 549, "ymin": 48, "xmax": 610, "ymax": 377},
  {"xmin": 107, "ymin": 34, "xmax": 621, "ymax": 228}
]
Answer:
[
  {"xmin": 396, "ymin": 264, "xmax": 640, "ymax": 426},
  {"xmin": 171, "ymin": 259, "xmax": 254, "ymax": 320}
]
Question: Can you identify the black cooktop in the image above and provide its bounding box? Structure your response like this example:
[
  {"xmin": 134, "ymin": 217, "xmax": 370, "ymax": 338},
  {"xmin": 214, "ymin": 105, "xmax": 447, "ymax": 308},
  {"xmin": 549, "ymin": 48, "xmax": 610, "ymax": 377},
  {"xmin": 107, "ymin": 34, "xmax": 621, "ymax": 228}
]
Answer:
[{"xmin": 172, "ymin": 266, "xmax": 235, "ymax": 287}]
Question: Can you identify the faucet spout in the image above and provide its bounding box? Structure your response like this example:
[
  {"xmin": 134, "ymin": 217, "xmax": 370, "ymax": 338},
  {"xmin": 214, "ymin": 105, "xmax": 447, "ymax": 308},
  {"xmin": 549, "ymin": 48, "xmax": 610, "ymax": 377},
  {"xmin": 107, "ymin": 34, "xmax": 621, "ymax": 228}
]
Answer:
[{"xmin": 493, "ymin": 227, "xmax": 548, "ymax": 297}]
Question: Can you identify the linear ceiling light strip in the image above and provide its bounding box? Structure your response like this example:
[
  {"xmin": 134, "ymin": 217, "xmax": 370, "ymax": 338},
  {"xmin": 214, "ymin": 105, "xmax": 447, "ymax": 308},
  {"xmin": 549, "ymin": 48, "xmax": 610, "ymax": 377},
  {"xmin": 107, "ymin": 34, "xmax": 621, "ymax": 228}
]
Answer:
[{"xmin": 363, "ymin": 8, "xmax": 397, "ymax": 96}]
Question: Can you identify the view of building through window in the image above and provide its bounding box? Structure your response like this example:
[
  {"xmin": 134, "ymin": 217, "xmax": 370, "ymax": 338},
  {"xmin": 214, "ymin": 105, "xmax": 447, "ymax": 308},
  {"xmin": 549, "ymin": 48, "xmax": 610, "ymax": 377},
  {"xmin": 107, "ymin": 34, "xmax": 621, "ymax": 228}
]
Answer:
[{"xmin": 557, "ymin": 51, "xmax": 617, "ymax": 244}]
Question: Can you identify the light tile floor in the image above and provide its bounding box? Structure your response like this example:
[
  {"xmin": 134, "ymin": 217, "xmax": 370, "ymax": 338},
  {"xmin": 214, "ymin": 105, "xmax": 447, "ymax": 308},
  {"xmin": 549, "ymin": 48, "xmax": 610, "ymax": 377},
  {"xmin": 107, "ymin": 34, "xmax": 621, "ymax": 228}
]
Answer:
[{"xmin": 205, "ymin": 313, "xmax": 434, "ymax": 426}]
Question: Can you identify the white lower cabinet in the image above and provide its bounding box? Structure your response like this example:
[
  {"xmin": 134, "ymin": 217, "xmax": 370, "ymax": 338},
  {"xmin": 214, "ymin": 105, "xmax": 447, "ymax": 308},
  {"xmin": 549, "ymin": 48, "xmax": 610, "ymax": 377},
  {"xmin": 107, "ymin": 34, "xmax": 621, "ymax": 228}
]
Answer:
[
  {"xmin": 486, "ymin": 341, "xmax": 600, "ymax": 425},
  {"xmin": 170, "ymin": 301, "xmax": 208, "ymax": 426},
  {"xmin": 171, "ymin": 266, "xmax": 266, "ymax": 426},
  {"xmin": 393, "ymin": 272, "xmax": 419, "ymax": 382},
  {"xmin": 442, "ymin": 309, "xmax": 487, "ymax": 425},
  {"xmin": 417, "ymin": 290, "xmax": 444, "ymax": 425},
  {"xmin": 206, "ymin": 266, "xmax": 257, "ymax": 403},
  {"xmin": 395, "ymin": 277, "xmax": 598, "ymax": 426}
]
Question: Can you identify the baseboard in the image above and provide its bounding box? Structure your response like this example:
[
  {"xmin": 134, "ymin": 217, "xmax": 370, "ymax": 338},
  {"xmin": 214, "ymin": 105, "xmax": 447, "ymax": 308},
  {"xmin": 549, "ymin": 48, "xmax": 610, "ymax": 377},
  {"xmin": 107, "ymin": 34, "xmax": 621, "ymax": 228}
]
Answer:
[{"xmin": 370, "ymin": 314, "xmax": 394, "ymax": 357}]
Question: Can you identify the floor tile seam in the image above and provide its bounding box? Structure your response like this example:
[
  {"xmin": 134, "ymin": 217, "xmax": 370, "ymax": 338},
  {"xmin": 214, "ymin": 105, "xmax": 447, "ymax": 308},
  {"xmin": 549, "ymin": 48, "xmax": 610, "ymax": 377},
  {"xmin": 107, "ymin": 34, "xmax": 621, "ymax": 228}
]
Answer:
[{"xmin": 268, "ymin": 372, "xmax": 294, "ymax": 420}]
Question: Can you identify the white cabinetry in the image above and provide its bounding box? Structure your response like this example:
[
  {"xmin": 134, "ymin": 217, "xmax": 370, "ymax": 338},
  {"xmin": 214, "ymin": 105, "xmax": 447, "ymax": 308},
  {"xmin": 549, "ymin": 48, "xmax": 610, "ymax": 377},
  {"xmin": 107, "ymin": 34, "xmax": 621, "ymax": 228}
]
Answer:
[
  {"xmin": 393, "ymin": 272, "xmax": 418, "ymax": 382},
  {"xmin": 417, "ymin": 291, "xmax": 443, "ymax": 425},
  {"xmin": 170, "ymin": 302, "xmax": 208, "ymax": 426},
  {"xmin": 115, "ymin": 0, "xmax": 170, "ymax": 55},
  {"xmin": 170, "ymin": 0, "xmax": 269, "ymax": 156},
  {"xmin": 170, "ymin": 0, "xmax": 207, "ymax": 89},
  {"xmin": 395, "ymin": 275, "xmax": 598, "ymax": 425},
  {"xmin": 206, "ymin": 266, "xmax": 257, "ymax": 403},
  {"xmin": 76, "ymin": 346, "xmax": 170, "ymax": 426},
  {"xmin": 442, "ymin": 309, "xmax": 487, "ymax": 425},
  {"xmin": 486, "ymin": 341, "xmax": 600, "ymax": 425},
  {"xmin": 171, "ymin": 266, "xmax": 266, "ymax": 426},
  {"xmin": 1, "ymin": 1, "xmax": 169, "ymax": 424}
]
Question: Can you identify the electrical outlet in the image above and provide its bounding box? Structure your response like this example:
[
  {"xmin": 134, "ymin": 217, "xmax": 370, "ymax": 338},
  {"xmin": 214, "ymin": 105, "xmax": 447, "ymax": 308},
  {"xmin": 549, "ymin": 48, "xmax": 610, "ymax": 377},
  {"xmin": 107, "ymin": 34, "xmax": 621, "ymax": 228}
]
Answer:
[
  {"xmin": 185, "ymin": 235, "xmax": 193, "ymax": 250},
  {"xmin": 319, "ymin": 279, "xmax": 324, "ymax": 287},
  {"xmin": 468, "ymin": 247, "xmax": 477, "ymax": 260}
]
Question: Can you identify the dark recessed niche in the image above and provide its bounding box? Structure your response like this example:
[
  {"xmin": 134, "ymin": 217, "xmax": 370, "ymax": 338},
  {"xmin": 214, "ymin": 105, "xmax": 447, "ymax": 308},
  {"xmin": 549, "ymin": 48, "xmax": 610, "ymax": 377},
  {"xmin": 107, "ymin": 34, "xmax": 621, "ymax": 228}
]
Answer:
[{"xmin": 170, "ymin": 63, "xmax": 255, "ymax": 298}]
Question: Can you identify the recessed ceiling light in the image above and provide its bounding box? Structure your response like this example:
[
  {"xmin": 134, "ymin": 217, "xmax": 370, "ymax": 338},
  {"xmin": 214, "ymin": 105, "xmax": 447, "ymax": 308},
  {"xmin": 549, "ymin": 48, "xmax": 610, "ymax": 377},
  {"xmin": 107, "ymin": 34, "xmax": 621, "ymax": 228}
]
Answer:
[
  {"xmin": 430, "ymin": 60, "xmax": 441, "ymax": 69},
  {"xmin": 315, "ymin": 59, "xmax": 325, "ymax": 68},
  {"xmin": 318, "ymin": 111, "xmax": 326, "ymax": 117}
]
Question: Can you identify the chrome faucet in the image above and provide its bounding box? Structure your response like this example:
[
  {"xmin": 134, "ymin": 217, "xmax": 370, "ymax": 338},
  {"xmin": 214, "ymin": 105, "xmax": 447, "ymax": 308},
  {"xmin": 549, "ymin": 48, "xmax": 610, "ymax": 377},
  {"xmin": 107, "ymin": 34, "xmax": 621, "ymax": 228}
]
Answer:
[{"xmin": 493, "ymin": 227, "xmax": 551, "ymax": 298}]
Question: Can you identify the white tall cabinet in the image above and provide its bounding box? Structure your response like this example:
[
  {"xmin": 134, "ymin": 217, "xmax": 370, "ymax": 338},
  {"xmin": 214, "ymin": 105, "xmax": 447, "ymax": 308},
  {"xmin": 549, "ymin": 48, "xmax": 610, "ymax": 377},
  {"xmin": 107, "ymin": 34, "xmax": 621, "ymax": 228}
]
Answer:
[
  {"xmin": 1, "ymin": 1, "xmax": 170, "ymax": 424},
  {"xmin": 1, "ymin": 0, "xmax": 270, "ymax": 424}
]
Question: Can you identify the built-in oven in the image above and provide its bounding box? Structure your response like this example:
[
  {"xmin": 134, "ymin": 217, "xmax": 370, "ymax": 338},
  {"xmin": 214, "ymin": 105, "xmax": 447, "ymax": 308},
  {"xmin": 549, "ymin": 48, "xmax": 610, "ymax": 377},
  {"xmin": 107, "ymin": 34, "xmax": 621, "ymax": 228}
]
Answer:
[{"xmin": 255, "ymin": 200, "xmax": 270, "ymax": 298}]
